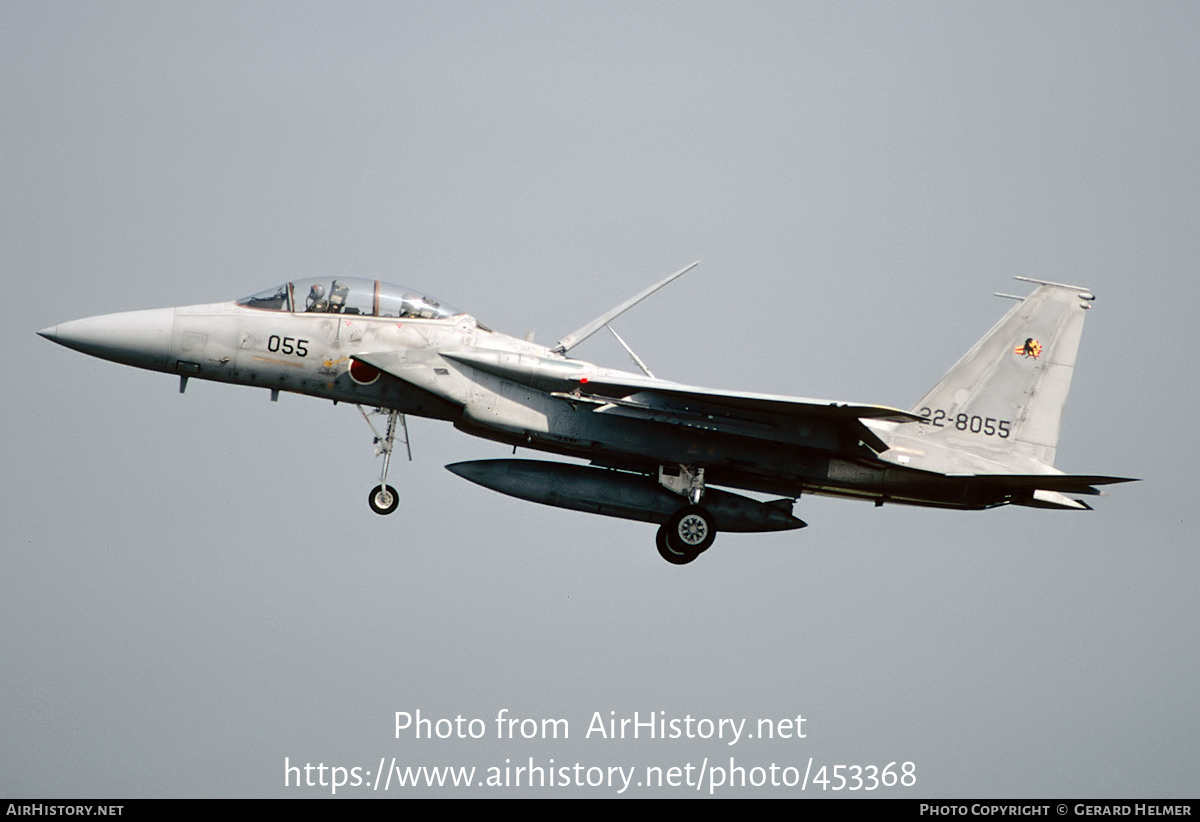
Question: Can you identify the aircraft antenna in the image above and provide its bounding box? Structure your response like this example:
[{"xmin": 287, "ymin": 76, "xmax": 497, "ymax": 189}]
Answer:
[
  {"xmin": 552, "ymin": 261, "xmax": 698, "ymax": 354},
  {"xmin": 606, "ymin": 324, "xmax": 655, "ymax": 378}
]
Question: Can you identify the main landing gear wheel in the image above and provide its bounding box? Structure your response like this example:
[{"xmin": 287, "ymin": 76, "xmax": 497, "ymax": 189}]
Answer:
[
  {"xmin": 368, "ymin": 484, "xmax": 400, "ymax": 515},
  {"xmin": 656, "ymin": 505, "xmax": 717, "ymax": 565},
  {"xmin": 656, "ymin": 526, "xmax": 696, "ymax": 565}
]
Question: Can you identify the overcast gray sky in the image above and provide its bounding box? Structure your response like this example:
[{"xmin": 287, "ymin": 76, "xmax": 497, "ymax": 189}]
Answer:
[{"xmin": 4, "ymin": 1, "xmax": 1197, "ymax": 798}]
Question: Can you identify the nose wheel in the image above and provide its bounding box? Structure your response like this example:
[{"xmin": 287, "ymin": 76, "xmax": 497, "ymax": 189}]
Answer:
[{"xmin": 369, "ymin": 484, "xmax": 400, "ymax": 515}]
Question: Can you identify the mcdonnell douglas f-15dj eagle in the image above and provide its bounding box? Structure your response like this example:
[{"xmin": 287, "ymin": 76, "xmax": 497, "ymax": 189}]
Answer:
[{"xmin": 39, "ymin": 263, "xmax": 1134, "ymax": 564}]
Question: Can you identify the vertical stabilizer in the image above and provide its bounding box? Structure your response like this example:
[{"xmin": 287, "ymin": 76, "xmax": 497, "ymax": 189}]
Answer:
[{"xmin": 899, "ymin": 279, "xmax": 1095, "ymax": 473}]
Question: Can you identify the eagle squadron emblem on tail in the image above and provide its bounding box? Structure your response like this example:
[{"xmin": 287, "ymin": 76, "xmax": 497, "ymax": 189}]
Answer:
[{"xmin": 1015, "ymin": 337, "xmax": 1042, "ymax": 358}]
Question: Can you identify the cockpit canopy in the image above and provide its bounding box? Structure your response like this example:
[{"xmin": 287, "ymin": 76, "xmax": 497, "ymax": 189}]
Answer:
[{"xmin": 238, "ymin": 277, "xmax": 465, "ymax": 320}]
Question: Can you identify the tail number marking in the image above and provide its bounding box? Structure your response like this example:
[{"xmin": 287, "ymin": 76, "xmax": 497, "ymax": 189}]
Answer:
[{"xmin": 917, "ymin": 408, "xmax": 1011, "ymax": 438}]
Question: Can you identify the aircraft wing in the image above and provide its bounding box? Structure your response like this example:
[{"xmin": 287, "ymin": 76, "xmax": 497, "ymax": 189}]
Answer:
[
  {"xmin": 429, "ymin": 348, "xmax": 922, "ymax": 456},
  {"xmin": 438, "ymin": 348, "xmax": 920, "ymax": 419},
  {"xmin": 354, "ymin": 346, "xmax": 921, "ymax": 454},
  {"xmin": 562, "ymin": 376, "xmax": 921, "ymax": 423}
]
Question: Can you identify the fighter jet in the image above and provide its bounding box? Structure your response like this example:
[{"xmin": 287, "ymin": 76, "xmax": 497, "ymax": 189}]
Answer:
[{"xmin": 39, "ymin": 264, "xmax": 1134, "ymax": 564}]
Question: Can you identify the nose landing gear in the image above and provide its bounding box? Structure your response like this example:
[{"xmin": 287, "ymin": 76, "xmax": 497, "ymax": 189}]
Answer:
[{"xmin": 358, "ymin": 406, "xmax": 410, "ymax": 515}]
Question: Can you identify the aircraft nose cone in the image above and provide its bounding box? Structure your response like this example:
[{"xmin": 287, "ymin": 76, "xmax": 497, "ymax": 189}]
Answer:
[{"xmin": 38, "ymin": 308, "xmax": 176, "ymax": 370}]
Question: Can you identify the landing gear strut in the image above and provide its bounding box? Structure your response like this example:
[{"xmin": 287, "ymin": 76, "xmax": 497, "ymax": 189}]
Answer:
[{"xmin": 359, "ymin": 406, "xmax": 410, "ymax": 515}]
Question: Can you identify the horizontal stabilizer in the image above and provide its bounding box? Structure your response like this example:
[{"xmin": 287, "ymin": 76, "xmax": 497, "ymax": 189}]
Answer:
[
  {"xmin": 1025, "ymin": 490, "xmax": 1093, "ymax": 510},
  {"xmin": 971, "ymin": 474, "xmax": 1138, "ymax": 496}
]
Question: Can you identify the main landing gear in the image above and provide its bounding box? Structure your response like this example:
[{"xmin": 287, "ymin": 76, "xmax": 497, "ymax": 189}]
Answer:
[
  {"xmin": 358, "ymin": 406, "xmax": 410, "ymax": 515},
  {"xmin": 655, "ymin": 465, "xmax": 715, "ymax": 565}
]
